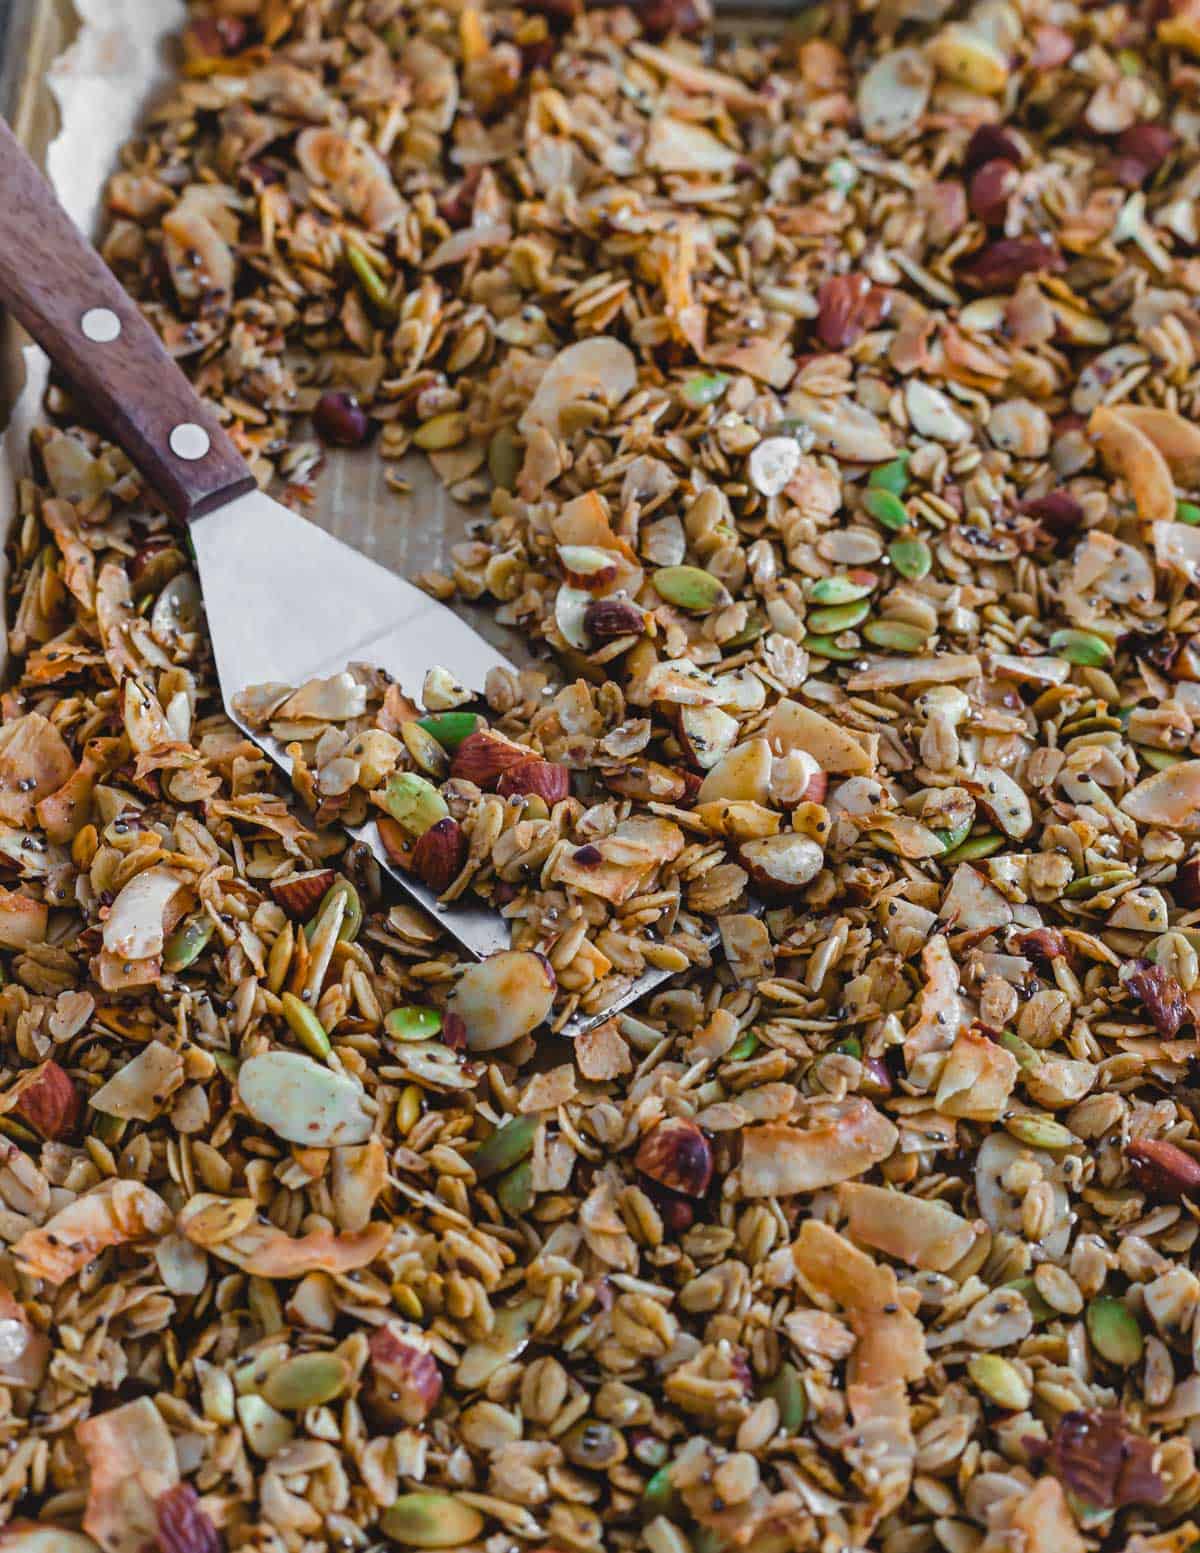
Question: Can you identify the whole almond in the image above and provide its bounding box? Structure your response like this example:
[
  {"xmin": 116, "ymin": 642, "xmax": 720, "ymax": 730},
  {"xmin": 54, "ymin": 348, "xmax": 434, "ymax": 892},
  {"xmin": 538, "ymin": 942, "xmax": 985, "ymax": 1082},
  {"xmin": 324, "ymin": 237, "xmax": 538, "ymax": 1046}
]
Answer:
[
  {"xmin": 1125, "ymin": 1137, "xmax": 1200, "ymax": 1199},
  {"xmin": 6, "ymin": 1060, "xmax": 81, "ymax": 1141},
  {"xmin": 496, "ymin": 757, "xmax": 571, "ymax": 804},
  {"xmin": 1114, "ymin": 122, "xmax": 1177, "ymax": 187},
  {"xmin": 411, "ymin": 817, "xmax": 467, "ymax": 894},
  {"xmin": 450, "ymin": 729, "xmax": 531, "ymax": 789},
  {"xmin": 816, "ymin": 274, "xmax": 890, "ymax": 352},
  {"xmin": 957, "ymin": 238, "xmax": 1063, "ymax": 290},
  {"xmin": 270, "ymin": 869, "xmax": 336, "ymax": 920},
  {"xmin": 635, "ymin": 1117, "xmax": 714, "ymax": 1198}
]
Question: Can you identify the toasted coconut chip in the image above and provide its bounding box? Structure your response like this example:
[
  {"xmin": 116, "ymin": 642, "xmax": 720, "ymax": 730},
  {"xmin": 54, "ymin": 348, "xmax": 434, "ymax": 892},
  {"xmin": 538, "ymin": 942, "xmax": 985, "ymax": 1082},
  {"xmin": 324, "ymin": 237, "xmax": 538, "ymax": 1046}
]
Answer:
[
  {"xmin": 847, "ymin": 654, "xmax": 981, "ymax": 692},
  {"xmin": 0, "ymin": 890, "xmax": 49, "ymax": 950},
  {"xmin": 1109, "ymin": 403, "xmax": 1200, "ymax": 484},
  {"xmin": 77, "ymin": 1396, "xmax": 179, "ymax": 1553},
  {"xmin": 0, "ymin": 1525, "xmax": 100, "ymax": 1552},
  {"xmin": 934, "ymin": 1026, "xmax": 1018, "ymax": 1120},
  {"xmin": 793, "ymin": 1221, "xmax": 928, "ymax": 1388},
  {"xmin": 940, "ymin": 863, "xmax": 1013, "ymax": 932},
  {"xmin": 13, "ymin": 1180, "xmax": 171, "ymax": 1286},
  {"xmin": 1153, "ymin": 521, "xmax": 1200, "ymax": 587},
  {"xmin": 295, "ymin": 127, "xmax": 404, "ymax": 230},
  {"xmin": 90, "ymin": 1041, "xmax": 184, "ymax": 1123},
  {"xmin": 840, "ymin": 1182, "xmax": 977, "ymax": 1272},
  {"xmin": 1089, "ymin": 404, "xmax": 1175, "ymax": 526},
  {"xmin": 741, "ymin": 1100, "xmax": 898, "ymax": 1197},
  {"xmin": 101, "ymin": 867, "xmax": 190, "ymax": 961},
  {"xmin": 904, "ymin": 935, "xmax": 967, "ymax": 1061},
  {"xmin": 764, "ymin": 698, "xmax": 873, "ymax": 774},
  {"xmin": 0, "ymin": 714, "xmax": 75, "ymax": 826},
  {"xmin": 519, "ymin": 339, "xmax": 637, "ymax": 437},
  {"xmin": 1005, "ymin": 1478, "xmax": 1087, "ymax": 1553},
  {"xmin": 277, "ymin": 672, "xmax": 368, "ymax": 724},
  {"xmin": 178, "ymin": 1196, "xmax": 389, "ymax": 1276},
  {"xmin": 1121, "ymin": 761, "xmax": 1200, "ymax": 830},
  {"xmin": 0, "ymin": 1287, "xmax": 49, "ymax": 1390}
]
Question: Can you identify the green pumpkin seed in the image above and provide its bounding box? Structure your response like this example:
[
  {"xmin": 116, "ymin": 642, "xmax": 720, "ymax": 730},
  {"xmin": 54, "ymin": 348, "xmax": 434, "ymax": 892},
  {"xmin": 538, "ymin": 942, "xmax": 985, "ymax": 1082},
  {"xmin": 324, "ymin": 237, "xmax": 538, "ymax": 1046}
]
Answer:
[
  {"xmin": 386, "ymin": 1006, "xmax": 443, "ymax": 1043},
  {"xmin": 236, "ymin": 1394, "xmax": 294, "ymax": 1458},
  {"xmin": 1063, "ymin": 867, "xmax": 1135, "ymax": 899},
  {"xmin": 967, "ymin": 1354, "xmax": 1030, "ymax": 1411},
  {"xmin": 401, "ymin": 720, "xmax": 451, "ymax": 779},
  {"xmin": 721, "ymin": 610, "xmax": 766, "ymax": 650},
  {"xmin": 763, "ymin": 1361, "xmax": 807, "ymax": 1432},
  {"xmin": 807, "ymin": 599, "xmax": 870, "ymax": 634},
  {"xmin": 418, "ymin": 712, "xmax": 483, "ymax": 752},
  {"xmin": 869, "ymin": 453, "xmax": 911, "ymax": 497},
  {"xmin": 728, "ymin": 1031, "xmax": 759, "ymax": 1061},
  {"xmin": 804, "ymin": 633, "xmax": 861, "ymax": 662},
  {"xmin": 863, "ymin": 618, "xmax": 930, "ymax": 652},
  {"xmin": 487, "ymin": 425, "xmax": 521, "ymax": 490},
  {"xmin": 1049, "ymin": 628, "xmax": 1112, "ymax": 666},
  {"xmin": 652, "ymin": 565, "xmax": 732, "ymax": 614},
  {"xmin": 413, "ymin": 412, "xmax": 467, "ymax": 451},
  {"xmin": 1177, "ymin": 499, "xmax": 1200, "ymax": 525},
  {"xmin": 1086, "ymin": 1297, "xmax": 1144, "ymax": 1367},
  {"xmin": 1005, "ymin": 1114, "xmax": 1076, "ymax": 1150},
  {"xmin": 942, "ymin": 830, "xmax": 1005, "ymax": 862},
  {"xmin": 640, "ymin": 1465, "xmax": 677, "ymax": 1520},
  {"xmin": 835, "ymin": 1035, "xmax": 862, "ymax": 1059},
  {"xmin": 999, "ymin": 1030, "xmax": 1041, "ymax": 1071},
  {"xmin": 935, "ymin": 816, "xmax": 973, "ymax": 853},
  {"xmin": 309, "ymin": 878, "xmax": 362, "ymax": 944},
  {"xmin": 474, "ymin": 1115, "xmax": 538, "ymax": 1180},
  {"xmin": 1003, "ymin": 1276, "xmax": 1055, "ymax": 1324},
  {"xmin": 163, "ymin": 912, "xmax": 215, "ymax": 973},
  {"xmin": 382, "ymin": 772, "xmax": 449, "ymax": 839},
  {"xmin": 681, "ymin": 371, "xmax": 729, "ymax": 408},
  {"xmin": 280, "ymin": 992, "xmax": 331, "ymax": 1061},
  {"xmin": 1138, "ymin": 746, "xmax": 1186, "ymax": 772},
  {"xmin": 381, "ymin": 1492, "xmax": 485, "ymax": 1548},
  {"xmin": 345, "ymin": 240, "xmax": 394, "ymax": 316},
  {"xmin": 809, "ymin": 574, "xmax": 874, "ymax": 605},
  {"xmin": 888, "ymin": 535, "xmax": 931, "ymax": 579},
  {"xmin": 262, "ymin": 1351, "xmax": 351, "ymax": 1411},
  {"xmin": 863, "ymin": 487, "xmax": 910, "ymax": 531},
  {"xmin": 497, "ymin": 1159, "xmax": 535, "ymax": 1217}
]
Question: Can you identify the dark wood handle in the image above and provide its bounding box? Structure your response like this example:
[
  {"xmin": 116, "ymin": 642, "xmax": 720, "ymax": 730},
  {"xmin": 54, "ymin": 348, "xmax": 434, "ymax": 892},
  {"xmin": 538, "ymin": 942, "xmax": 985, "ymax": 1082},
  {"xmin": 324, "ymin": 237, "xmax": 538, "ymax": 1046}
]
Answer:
[{"xmin": 0, "ymin": 117, "xmax": 256, "ymax": 522}]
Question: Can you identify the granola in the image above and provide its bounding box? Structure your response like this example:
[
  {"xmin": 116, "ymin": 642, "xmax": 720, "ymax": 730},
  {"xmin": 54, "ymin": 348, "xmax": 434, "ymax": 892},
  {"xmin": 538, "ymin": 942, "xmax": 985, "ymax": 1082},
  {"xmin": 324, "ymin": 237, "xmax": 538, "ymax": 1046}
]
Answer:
[{"xmin": 4, "ymin": 0, "xmax": 1200, "ymax": 1550}]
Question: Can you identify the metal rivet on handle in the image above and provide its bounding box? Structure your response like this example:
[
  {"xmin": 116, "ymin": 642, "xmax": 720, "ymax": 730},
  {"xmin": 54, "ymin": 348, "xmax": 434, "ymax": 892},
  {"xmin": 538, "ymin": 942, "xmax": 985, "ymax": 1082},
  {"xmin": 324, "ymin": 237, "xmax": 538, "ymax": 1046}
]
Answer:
[
  {"xmin": 169, "ymin": 423, "xmax": 211, "ymax": 461},
  {"xmin": 80, "ymin": 307, "xmax": 120, "ymax": 343}
]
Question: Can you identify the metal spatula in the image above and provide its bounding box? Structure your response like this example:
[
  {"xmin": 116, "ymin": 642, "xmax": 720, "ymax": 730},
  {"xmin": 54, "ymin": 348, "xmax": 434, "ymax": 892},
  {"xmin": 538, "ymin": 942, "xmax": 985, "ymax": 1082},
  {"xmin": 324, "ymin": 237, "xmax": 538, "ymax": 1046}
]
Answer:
[{"xmin": 0, "ymin": 118, "xmax": 718, "ymax": 1037}]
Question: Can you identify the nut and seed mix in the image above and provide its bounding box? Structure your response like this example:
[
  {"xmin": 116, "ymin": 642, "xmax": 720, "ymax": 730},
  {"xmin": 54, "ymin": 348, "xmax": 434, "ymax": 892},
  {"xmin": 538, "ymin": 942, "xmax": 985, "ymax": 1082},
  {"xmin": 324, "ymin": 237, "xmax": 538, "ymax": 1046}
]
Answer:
[{"xmin": 6, "ymin": 0, "xmax": 1200, "ymax": 1548}]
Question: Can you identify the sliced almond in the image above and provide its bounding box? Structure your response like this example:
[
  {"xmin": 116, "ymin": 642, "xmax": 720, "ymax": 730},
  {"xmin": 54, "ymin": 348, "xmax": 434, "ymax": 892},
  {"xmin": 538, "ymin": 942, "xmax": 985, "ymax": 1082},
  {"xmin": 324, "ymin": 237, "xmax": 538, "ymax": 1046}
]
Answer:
[{"xmin": 237, "ymin": 1051, "xmax": 373, "ymax": 1147}]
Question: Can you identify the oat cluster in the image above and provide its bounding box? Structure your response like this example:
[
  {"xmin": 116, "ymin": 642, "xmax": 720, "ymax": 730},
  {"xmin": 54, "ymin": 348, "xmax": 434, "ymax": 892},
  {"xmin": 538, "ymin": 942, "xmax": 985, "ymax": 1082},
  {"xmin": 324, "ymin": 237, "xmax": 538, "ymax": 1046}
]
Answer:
[{"xmin": 5, "ymin": 0, "xmax": 1200, "ymax": 1549}]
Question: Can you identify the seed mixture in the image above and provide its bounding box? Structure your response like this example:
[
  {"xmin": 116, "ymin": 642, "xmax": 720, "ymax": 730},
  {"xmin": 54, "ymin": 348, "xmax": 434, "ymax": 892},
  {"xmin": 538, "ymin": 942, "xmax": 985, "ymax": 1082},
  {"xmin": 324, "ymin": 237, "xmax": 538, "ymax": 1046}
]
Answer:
[{"xmin": 8, "ymin": 0, "xmax": 1200, "ymax": 1549}]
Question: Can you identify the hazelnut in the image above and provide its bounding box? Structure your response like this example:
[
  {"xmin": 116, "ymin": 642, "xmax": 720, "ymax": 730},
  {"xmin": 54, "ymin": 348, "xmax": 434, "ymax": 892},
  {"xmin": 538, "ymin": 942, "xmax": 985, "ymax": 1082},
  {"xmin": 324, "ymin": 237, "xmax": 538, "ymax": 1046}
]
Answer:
[
  {"xmin": 365, "ymin": 1325, "xmax": 442, "ymax": 1426},
  {"xmin": 634, "ymin": 1118, "xmax": 713, "ymax": 1199},
  {"xmin": 313, "ymin": 390, "xmax": 373, "ymax": 448},
  {"xmin": 1175, "ymin": 855, "xmax": 1200, "ymax": 908},
  {"xmin": 584, "ymin": 597, "xmax": 646, "ymax": 644},
  {"xmin": 737, "ymin": 833, "xmax": 825, "ymax": 899},
  {"xmin": 968, "ymin": 158, "xmax": 1019, "ymax": 226}
]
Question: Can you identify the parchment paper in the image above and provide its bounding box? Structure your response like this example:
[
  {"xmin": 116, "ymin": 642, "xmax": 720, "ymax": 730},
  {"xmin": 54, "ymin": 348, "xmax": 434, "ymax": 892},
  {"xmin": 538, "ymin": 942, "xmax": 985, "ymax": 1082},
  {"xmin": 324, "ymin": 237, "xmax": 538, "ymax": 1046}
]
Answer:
[{"xmin": 0, "ymin": 0, "xmax": 515, "ymax": 683}]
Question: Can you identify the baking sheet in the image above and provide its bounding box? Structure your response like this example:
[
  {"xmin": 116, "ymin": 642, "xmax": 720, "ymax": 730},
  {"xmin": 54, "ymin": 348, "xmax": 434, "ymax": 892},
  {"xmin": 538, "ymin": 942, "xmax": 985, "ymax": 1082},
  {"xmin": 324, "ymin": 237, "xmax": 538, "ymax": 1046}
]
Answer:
[{"xmin": 0, "ymin": 0, "xmax": 519, "ymax": 684}]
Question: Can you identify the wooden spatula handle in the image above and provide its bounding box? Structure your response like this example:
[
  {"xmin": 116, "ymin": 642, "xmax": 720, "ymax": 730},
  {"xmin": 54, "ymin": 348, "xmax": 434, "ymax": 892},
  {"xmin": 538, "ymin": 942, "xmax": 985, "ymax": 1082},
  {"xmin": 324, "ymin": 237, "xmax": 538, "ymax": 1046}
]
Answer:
[{"xmin": 0, "ymin": 117, "xmax": 256, "ymax": 522}]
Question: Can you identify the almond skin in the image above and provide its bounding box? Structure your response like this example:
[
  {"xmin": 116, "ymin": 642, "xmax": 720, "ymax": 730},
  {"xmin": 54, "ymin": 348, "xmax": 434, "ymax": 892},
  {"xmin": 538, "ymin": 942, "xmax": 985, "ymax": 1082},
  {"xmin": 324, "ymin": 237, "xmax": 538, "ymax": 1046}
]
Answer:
[
  {"xmin": 496, "ymin": 757, "xmax": 571, "ymax": 804},
  {"xmin": 635, "ymin": 1117, "xmax": 714, "ymax": 1198},
  {"xmin": 450, "ymin": 729, "xmax": 531, "ymax": 789},
  {"xmin": 6, "ymin": 1060, "xmax": 82, "ymax": 1141},
  {"xmin": 270, "ymin": 869, "xmax": 336, "ymax": 920},
  {"xmin": 1125, "ymin": 1138, "xmax": 1200, "ymax": 1199},
  {"xmin": 411, "ymin": 817, "xmax": 467, "ymax": 894},
  {"xmin": 584, "ymin": 597, "xmax": 646, "ymax": 644},
  {"xmin": 365, "ymin": 1324, "xmax": 443, "ymax": 1426}
]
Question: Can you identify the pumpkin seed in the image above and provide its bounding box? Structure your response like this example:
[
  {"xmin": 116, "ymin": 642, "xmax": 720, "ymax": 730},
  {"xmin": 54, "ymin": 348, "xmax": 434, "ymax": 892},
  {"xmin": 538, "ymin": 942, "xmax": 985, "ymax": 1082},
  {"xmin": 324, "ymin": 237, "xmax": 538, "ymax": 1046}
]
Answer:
[
  {"xmin": 413, "ymin": 411, "xmax": 467, "ymax": 451},
  {"xmin": 401, "ymin": 720, "xmax": 451, "ymax": 779},
  {"xmin": 309, "ymin": 878, "xmax": 362, "ymax": 944},
  {"xmin": 1086, "ymin": 1297, "xmax": 1144, "ymax": 1367},
  {"xmin": 942, "ymin": 830, "xmax": 1004, "ymax": 862},
  {"xmin": 888, "ymin": 535, "xmax": 931, "ymax": 579},
  {"xmin": 163, "ymin": 911, "xmax": 214, "ymax": 973},
  {"xmin": 863, "ymin": 619, "xmax": 930, "ymax": 651},
  {"xmin": 386, "ymin": 1006, "xmax": 443, "ymax": 1043},
  {"xmin": 418, "ymin": 712, "xmax": 483, "ymax": 752},
  {"xmin": 809, "ymin": 574, "xmax": 874, "ymax": 605},
  {"xmin": 804, "ymin": 634, "xmax": 861, "ymax": 662},
  {"xmin": 1004, "ymin": 1114, "xmax": 1076, "ymax": 1150},
  {"xmin": 1049, "ymin": 628, "xmax": 1113, "ymax": 666},
  {"xmin": 382, "ymin": 772, "xmax": 449, "ymax": 839},
  {"xmin": 652, "ymin": 565, "xmax": 732, "ymax": 613},
  {"xmin": 681, "ymin": 370, "xmax": 730, "ymax": 408},
  {"xmin": 763, "ymin": 1361, "xmax": 807, "ymax": 1432},
  {"xmin": 237, "ymin": 1051, "xmax": 372, "ymax": 1146},
  {"xmin": 497, "ymin": 1159, "xmax": 535, "ymax": 1217},
  {"xmin": 1139, "ymin": 746, "xmax": 1186, "ymax": 772},
  {"xmin": 381, "ymin": 1493, "xmax": 485, "ymax": 1548},
  {"xmin": 869, "ymin": 453, "xmax": 911, "ymax": 496},
  {"xmin": 935, "ymin": 816, "xmax": 974, "ymax": 854},
  {"xmin": 487, "ymin": 425, "xmax": 521, "ymax": 490},
  {"xmin": 473, "ymin": 1114, "xmax": 538, "ymax": 1180},
  {"xmin": 1177, "ymin": 499, "xmax": 1200, "ymax": 525},
  {"xmin": 728, "ymin": 1031, "xmax": 759, "ymax": 1061},
  {"xmin": 999, "ymin": 1030, "xmax": 1041, "ymax": 1071},
  {"xmin": 807, "ymin": 599, "xmax": 870, "ymax": 634},
  {"xmin": 835, "ymin": 1035, "xmax": 862, "ymax": 1058},
  {"xmin": 263, "ymin": 1351, "xmax": 351, "ymax": 1410},
  {"xmin": 721, "ymin": 610, "xmax": 766, "ymax": 650},
  {"xmin": 863, "ymin": 487, "xmax": 910, "ymax": 531},
  {"xmin": 1003, "ymin": 1276, "xmax": 1055, "ymax": 1324},
  {"xmin": 640, "ymin": 1465, "xmax": 677, "ymax": 1520},
  {"xmin": 967, "ymin": 1354, "xmax": 1030, "ymax": 1411},
  {"xmin": 280, "ymin": 992, "xmax": 331, "ymax": 1061},
  {"xmin": 1063, "ymin": 867, "xmax": 1135, "ymax": 898},
  {"xmin": 236, "ymin": 1394, "xmax": 294, "ymax": 1458},
  {"xmin": 345, "ymin": 240, "xmax": 394, "ymax": 316}
]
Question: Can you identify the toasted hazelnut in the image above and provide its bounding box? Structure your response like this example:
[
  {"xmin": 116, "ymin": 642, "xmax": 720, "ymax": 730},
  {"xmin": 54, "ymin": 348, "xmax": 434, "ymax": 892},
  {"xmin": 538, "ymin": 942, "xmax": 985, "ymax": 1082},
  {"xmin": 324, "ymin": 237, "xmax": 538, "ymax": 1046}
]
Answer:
[
  {"xmin": 1125, "ymin": 1137, "xmax": 1200, "ymax": 1200},
  {"xmin": 270, "ymin": 869, "xmax": 337, "ymax": 920},
  {"xmin": 968, "ymin": 158, "xmax": 1019, "ymax": 225},
  {"xmin": 963, "ymin": 122, "xmax": 1023, "ymax": 174},
  {"xmin": 634, "ymin": 1117, "xmax": 713, "ymax": 1198},
  {"xmin": 815, "ymin": 273, "xmax": 890, "ymax": 352},
  {"xmin": 411, "ymin": 817, "xmax": 467, "ymax": 894},
  {"xmin": 4, "ymin": 1060, "xmax": 81, "ymax": 1141},
  {"xmin": 450, "ymin": 729, "xmax": 531, "ymax": 789},
  {"xmin": 604, "ymin": 761, "xmax": 690, "ymax": 804},
  {"xmin": 584, "ymin": 597, "xmax": 646, "ymax": 644},
  {"xmin": 365, "ymin": 1324, "xmax": 442, "ymax": 1425},
  {"xmin": 496, "ymin": 757, "xmax": 571, "ymax": 803},
  {"xmin": 738, "ymin": 833, "xmax": 825, "ymax": 899},
  {"xmin": 957, "ymin": 238, "xmax": 1063, "ymax": 290},
  {"xmin": 1122, "ymin": 958, "xmax": 1188, "ymax": 1038}
]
